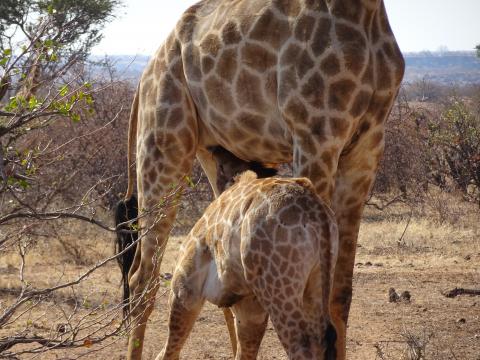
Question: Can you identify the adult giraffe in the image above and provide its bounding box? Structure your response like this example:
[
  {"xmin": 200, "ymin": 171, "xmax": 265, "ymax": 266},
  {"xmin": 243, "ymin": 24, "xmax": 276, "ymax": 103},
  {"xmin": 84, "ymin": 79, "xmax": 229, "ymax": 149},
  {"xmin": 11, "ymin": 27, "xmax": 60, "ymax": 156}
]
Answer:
[{"xmin": 124, "ymin": 0, "xmax": 404, "ymax": 358}]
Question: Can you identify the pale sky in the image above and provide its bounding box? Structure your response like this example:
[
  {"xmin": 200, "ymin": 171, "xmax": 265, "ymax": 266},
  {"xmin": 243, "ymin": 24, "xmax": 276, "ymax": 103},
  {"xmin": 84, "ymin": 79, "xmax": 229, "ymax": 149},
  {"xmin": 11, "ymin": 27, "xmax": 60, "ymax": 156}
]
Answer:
[{"xmin": 92, "ymin": 0, "xmax": 480, "ymax": 55}]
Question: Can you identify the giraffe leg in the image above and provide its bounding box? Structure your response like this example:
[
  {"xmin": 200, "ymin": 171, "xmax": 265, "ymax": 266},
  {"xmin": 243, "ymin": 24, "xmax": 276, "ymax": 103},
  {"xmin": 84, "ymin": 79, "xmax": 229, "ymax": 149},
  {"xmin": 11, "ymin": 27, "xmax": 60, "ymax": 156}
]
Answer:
[
  {"xmin": 196, "ymin": 148, "xmax": 221, "ymax": 197},
  {"xmin": 330, "ymin": 99, "xmax": 391, "ymax": 359},
  {"xmin": 156, "ymin": 255, "xmax": 206, "ymax": 360},
  {"xmin": 197, "ymin": 148, "xmax": 238, "ymax": 357},
  {"xmin": 260, "ymin": 292, "xmax": 328, "ymax": 360},
  {"xmin": 126, "ymin": 67, "xmax": 198, "ymax": 359},
  {"xmin": 230, "ymin": 296, "xmax": 268, "ymax": 360},
  {"xmin": 222, "ymin": 307, "xmax": 238, "ymax": 357}
]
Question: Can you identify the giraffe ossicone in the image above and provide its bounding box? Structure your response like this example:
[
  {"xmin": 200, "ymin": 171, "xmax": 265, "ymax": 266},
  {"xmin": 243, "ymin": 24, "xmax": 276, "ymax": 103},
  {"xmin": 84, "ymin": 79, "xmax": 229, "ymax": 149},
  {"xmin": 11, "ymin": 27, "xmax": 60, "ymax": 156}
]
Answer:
[{"xmin": 122, "ymin": 0, "xmax": 404, "ymax": 359}]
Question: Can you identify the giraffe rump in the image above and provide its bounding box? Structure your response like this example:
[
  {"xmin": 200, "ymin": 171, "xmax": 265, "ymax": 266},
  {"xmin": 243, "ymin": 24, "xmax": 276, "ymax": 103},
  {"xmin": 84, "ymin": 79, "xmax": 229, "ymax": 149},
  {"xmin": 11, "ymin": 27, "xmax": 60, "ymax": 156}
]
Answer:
[
  {"xmin": 114, "ymin": 195, "xmax": 138, "ymax": 320},
  {"xmin": 160, "ymin": 174, "xmax": 340, "ymax": 359}
]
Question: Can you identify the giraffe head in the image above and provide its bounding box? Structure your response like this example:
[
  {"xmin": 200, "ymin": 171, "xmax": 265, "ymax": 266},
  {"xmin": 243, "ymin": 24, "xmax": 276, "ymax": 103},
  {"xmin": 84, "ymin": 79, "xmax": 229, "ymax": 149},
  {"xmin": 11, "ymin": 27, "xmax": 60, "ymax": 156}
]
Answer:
[{"xmin": 208, "ymin": 146, "xmax": 277, "ymax": 192}]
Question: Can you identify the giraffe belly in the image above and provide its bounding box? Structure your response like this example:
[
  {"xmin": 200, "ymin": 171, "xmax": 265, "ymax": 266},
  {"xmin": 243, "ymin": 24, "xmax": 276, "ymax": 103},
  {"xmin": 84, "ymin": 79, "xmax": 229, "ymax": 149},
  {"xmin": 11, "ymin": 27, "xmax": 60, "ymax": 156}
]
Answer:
[
  {"xmin": 202, "ymin": 258, "xmax": 249, "ymax": 307},
  {"xmin": 198, "ymin": 113, "xmax": 293, "ymax": 164}
]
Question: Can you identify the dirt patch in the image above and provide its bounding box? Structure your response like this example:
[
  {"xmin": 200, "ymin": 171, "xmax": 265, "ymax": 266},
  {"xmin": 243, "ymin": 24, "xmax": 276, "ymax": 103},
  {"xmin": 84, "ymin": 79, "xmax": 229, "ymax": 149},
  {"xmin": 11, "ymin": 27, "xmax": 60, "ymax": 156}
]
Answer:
[{"xmin": 1, "ymin": 213, "xmax": 479, "ymax": 359}]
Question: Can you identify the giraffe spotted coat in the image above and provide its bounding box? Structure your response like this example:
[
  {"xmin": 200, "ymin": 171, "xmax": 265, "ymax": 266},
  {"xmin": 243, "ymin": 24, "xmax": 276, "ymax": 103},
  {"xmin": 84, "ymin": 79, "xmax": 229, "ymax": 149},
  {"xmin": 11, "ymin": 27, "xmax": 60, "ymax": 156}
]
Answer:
[
  {"xmin": 160, "ymin": 171, "xmax": 338, "ymax": 360},
  {"xmin": 124, "ymin": 1, "xmax": 405, "ymax": 358}
]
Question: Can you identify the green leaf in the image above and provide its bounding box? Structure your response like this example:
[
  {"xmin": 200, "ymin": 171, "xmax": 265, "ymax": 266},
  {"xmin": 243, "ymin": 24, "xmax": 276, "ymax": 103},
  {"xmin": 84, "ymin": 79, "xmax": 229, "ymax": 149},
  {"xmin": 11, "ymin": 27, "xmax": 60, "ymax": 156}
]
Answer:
[
  {"xmin": 59, "ymin": 85, "xmax": 68, "ymax": 97},
  {"xmin": 28, "ymin": 96, "xmax": 39, "ymax": 110},
  {"xmin": 5, "ymin": 97, "xmax": 18, "ymax": 111},
  {"xmin": 184, "ymin": 176, "xmax": 195, "ymax": 188},
  {"xmin": 3, "ymin": 48, "xmax": 12, "ymax": 56},
  {"xmin": 71, "ymin": 113, "xmax": 81, "ymax": 122},
  {"xmin": 18, "ymin": 179, "xmax": 29, "ymax": 189}
]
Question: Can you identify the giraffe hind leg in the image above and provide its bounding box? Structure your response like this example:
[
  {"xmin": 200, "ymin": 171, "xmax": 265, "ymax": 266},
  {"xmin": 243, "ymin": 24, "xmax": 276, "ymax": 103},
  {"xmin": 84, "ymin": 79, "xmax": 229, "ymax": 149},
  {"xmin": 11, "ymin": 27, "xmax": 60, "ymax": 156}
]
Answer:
[{"xmin": 231, "ymin": 296, "xmax": 268, "ymax": 360}]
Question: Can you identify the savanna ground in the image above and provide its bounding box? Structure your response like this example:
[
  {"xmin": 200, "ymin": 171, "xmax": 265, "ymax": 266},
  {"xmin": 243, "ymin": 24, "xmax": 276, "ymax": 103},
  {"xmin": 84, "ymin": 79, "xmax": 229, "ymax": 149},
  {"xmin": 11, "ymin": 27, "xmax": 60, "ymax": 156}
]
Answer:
[{"xmin": 1, "ymin": 191, "xmax": 479, "ymax": 360}]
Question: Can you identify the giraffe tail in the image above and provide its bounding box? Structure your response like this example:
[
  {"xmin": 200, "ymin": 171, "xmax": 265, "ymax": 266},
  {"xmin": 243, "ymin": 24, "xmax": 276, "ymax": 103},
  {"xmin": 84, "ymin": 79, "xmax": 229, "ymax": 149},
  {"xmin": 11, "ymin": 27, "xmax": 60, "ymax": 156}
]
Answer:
[
  {"xmin": 114, "ymin": 194, "xmax": 139, "ymax": 322},
  {"xmin": 125, "ymin": 83, "xmax": 140, "ymax": 201},
  {"xmin": 304, "ymin": 219, "xmax": 338, "ymax": 359}
]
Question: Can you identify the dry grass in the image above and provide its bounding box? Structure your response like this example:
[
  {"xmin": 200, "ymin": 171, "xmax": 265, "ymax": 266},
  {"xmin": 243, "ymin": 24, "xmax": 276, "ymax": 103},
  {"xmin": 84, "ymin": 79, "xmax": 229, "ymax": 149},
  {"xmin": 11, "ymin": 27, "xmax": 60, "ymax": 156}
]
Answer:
[{"xmin": 1, "ymin": 191, "xmax": 479, "ymax": 359}]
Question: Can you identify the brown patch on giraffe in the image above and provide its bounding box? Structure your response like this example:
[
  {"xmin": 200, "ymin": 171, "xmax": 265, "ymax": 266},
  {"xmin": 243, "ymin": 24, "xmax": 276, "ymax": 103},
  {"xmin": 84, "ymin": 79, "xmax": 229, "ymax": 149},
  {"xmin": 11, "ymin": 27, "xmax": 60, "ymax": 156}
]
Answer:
[
  {"xmin": 205, "ymin": 75, "xmax": 235, "ymax": 115},
  {"xmin": 376, "ymin": 50, "xmax": 392, "ymax": 90},
  {"xmin": 249, "ymin": 10, "xmax": 290, "ymax": 49},
  {"xmin": 166, "ymin": 107, "xmax": 184, "ymax": 129},
  {"xmin": 140, "ymin": 77, "xmax": 153, "ymax": 100},
  {"xmin": 190, "ymin": 86, "xmax": 208, "ymax": 110},
  {"xmin": 147, "ymin": 168, "xmax": 158, "ymax": 184},
  {"xmin": 284, "ymin": 97, "xmax": 308, "ymax": 122},
  {"xmin": 321, "ymin": 54, "xmax": 341, "ymax": 76},
  {"xmin": 369, "ymin": 95, "xmax": 392, "ymax": 124},
  {"xmin": 264, "ymin": 70, "xmax": 278, "ymax": 103},
  {"xmin": 221, "ymin": 21, "xmax": 242, "ymax": 45},
  {"xmin": 165, "ymin": 36, "xmax": 181, "ymax": 63},
  {"xmin": 328, "ymin": 79, "xmax": 356, "ymax": 111},
  {"xmin": 335, "ymin": 23, "xmax": 367, "ymax": 75},
  {"xmin": 331, "ymin": 0, "xmax": 363, "ymax": 24},
  {"xmin": 321, "ymin": 150, "xmax": 335, "ymax": 173},
  {"xmin": 217, "ymin": 49, "xmax": 237, "ymax": 82},
  {"xmin": 260, "ymin": 238, "xmax": 274, "ymax": 256},
  {"xmin": 274, "ymin": 0, "xmax": 301, "ymax": 17},
  {"xmin": 280, "ymin": 43, "xmax": 302, "ymax": 66},
  {"xmin": 279, "ymin": 206, "xmax": 302, "ymax": 226},
  {"xmin": 311, "ymin": 18, "xmax": 332, "ymax": 56},
  {"xmin": 309, "ymin": 163, "xmax": 327, "ymax": 182},
  {"xmin": 141, "ymin": 156, "xmax": 151, "ymax": 171},
  {"xmin": 145, "ymin": 132, "xmax": 155, "ymax": 149},
  {"xmin": 183, "ymin": 45, "xmax": 202, "ymax": 82},
  {"xmin": 153, "ymin": 56, "xmax": 167, "ymax": 77},
  {"xmin": 301, "ymin": 72, "xmax": 325, "ymax": 108},
  {"xmin": 242, "ymin": 43, "xmax": 277, "ymax": 72},
  {"xmin": 200, "ymin": 34, "xmax": 222, "ymax": 57},
  {"xmin": 237, "ymin": 112, "xmax": 265, "ymax": 133},
  {"xmin": 370, "ymin": 15, "xmax": 381, "ymax": 44},
  {"xmin": 177, "ymin": 12, "xmax": 197, "ymax": 43},
  {"xmin": 145, "ymin": 84, "xmax": 158, "ymax": 106},
  {"xmin": 230, "ymin": 124, "xmax": 249, "ymax": 140},
  {"xmin": 295, "ymin": 14, "xmax": 316, "ymax": 42},
  {"xmin": 178, "ymin": 128, "xmax": 195, "ymax": 154},
  {"xmin": 236, "ymin": 70, "xmax": 268, "ymax": 112},
  {"xmin": 304, "ymin": 0, "xmax": 328, "ymax": 11},
  {"xmin": 369, "ymin": 131, "xmax": 384, "ymax": 149},
  {"xmin": 361, "ymin": 60, "xmax": 374, "ymax": 87},
  {"xmin": 311, "ymin": 117, "xmax": 328, "ymax": 141},
  {"xmin": 170, "ymin": 59, "xmax": 184, "ymax": 80},
  {"xmin": 202, "ymin": 56, "xmax": 215, "ymax": 75},
  {"xmin": 296, "ymin": 129, "xmax": 317, "ymax": 155},
  {"xmin": 382, "ymin": 42, "xmax": 395, "ymax": 61},
  {"xmin": 279, "ymin": 70, "xmax": 298, "ymax": 105},
  {"xmin": 383, "ymin": 42, "xmax": 405, "ymax": 84},
  {"xmin": 350, "ymin": 90, "xmax": 372, "ymax": 118},
  {"xmin": 296, "ymin": 50, "xmax": 315, "ymax": 78},
  {"xmin": 379, "ymin": 4, "xmax": 393, "ymax": 33}
]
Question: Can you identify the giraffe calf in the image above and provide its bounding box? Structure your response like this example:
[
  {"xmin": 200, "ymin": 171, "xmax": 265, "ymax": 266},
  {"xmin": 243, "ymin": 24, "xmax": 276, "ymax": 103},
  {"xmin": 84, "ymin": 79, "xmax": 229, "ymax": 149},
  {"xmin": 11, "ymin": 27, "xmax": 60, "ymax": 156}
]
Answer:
[{"xmin": 159, "ymin": 165, "xmax": 338, "ymax": 360}]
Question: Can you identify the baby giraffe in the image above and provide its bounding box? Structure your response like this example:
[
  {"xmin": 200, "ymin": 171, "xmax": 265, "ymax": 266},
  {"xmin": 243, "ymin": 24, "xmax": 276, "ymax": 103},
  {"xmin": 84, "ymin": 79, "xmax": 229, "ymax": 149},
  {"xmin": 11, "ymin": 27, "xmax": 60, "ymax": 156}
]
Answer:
[{"xmin": 159, "ymin": 148, "xmax": 338, "ymax": 360}]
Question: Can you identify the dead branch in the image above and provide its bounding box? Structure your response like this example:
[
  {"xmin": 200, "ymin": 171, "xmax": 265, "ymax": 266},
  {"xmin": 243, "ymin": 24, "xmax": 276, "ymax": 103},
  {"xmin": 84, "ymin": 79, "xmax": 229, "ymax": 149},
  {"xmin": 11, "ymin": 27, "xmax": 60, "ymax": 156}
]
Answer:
[{"xmin": 442, "ymin": 288, "xmax": 480, "ymax": 298}]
